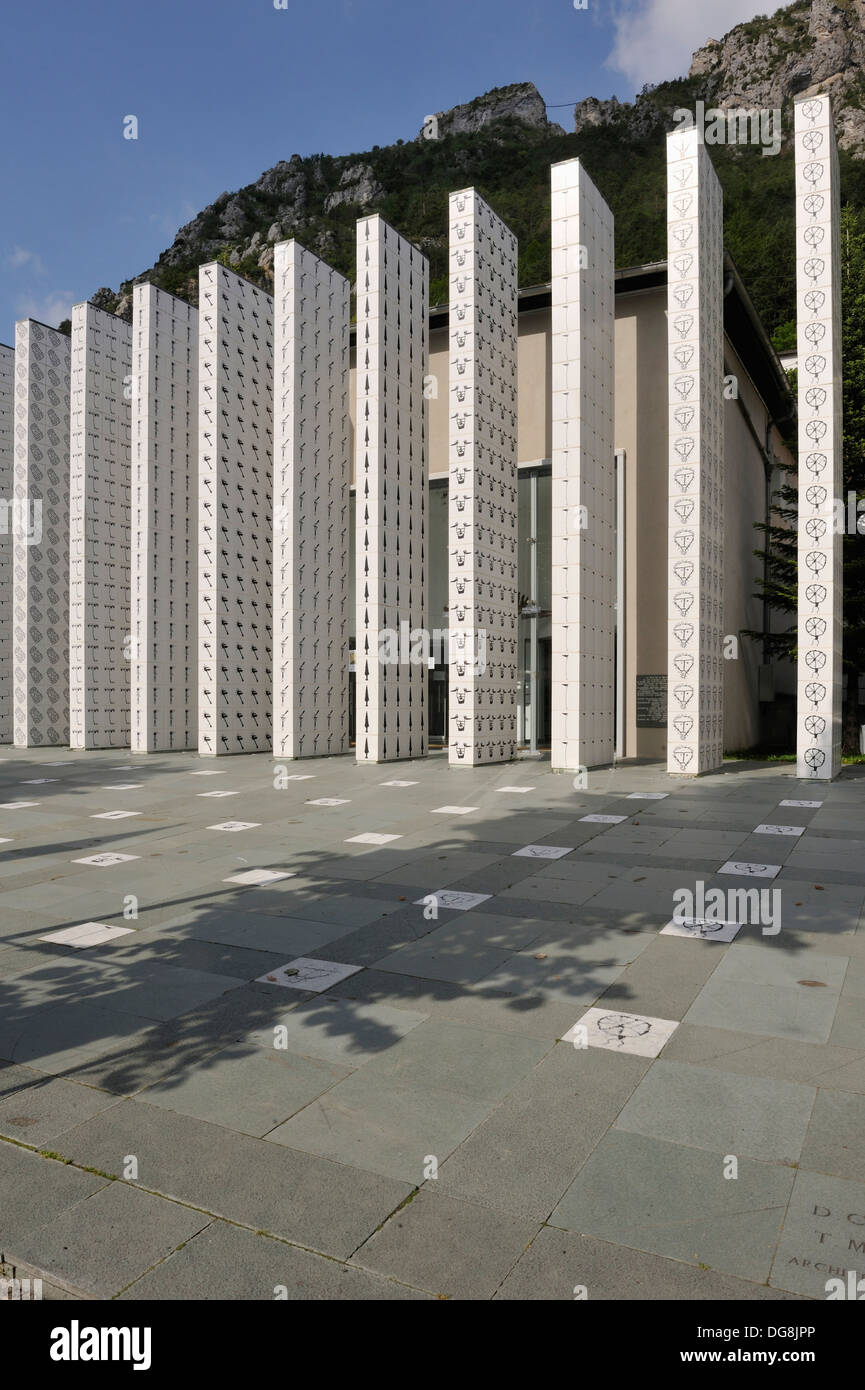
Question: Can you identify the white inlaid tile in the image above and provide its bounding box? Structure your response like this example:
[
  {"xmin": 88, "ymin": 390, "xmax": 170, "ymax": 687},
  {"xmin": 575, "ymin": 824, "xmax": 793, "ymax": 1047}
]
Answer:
[
  {"xmin": 1, "ymin": 802, "xmax": 39, "ymax": 809},
  {"xmin": 512, "ymin": 845, "xmax": 572, "ymax": 859},
  {"xmin": 660, "ymin": 917, "xmax": 743, "ymax": 943},
  {"xmin": 306, "ymin": 798, "xmax": 350, "ymax": 807},
  {"xmin": 21, "ymin": 779, "xmax": 59, "ymax": 784},
  {"xmin": 197, "ymin": 790, "xmax": 239, "ymax": 798},
  {"xmin": 780, "ymin": 799, "xmax": 823, "ymax": 808},
  {"xmin": 626, "ymin": 792, "xmax": 669, "ymax": 800},
  {"xmin": 718, "ymin": 861, "xmax": 781, "ymax": 879},
  {"xmin": 380, "ymin": 780, "xmax": 418, "ymax": 787},
  {"xmin": 73, "ymin": 853, "xmax": 140, "ymax": 867},
  {"xmin": 345, "ymin": 833, "xmax": 403, "ymax": 845},
  {"xmin": 564, "ymin": 1007, "xmax": 678, "ymax": 1058},
  {"xmin": 753, "ymin": 824, "xmax": 805, "ymax": 837},
  {"xmin": 39, "ymin": 922, "xmax": 134, "ymax": 947},
  {"xmin": 413, "ymin": 890, "xmax": 492, "ymax": 911},
  {"xmin": 91, "ymin": 811, "xmax": 141, "ymax": 820},
  {"xmin": 223, "ymin": 869, "xmax": 294, "ymax": 886},
  {"xmin": 431, "ymin": 805, "xmax": 478, "ymax": 815},
  {"xmin": 256, "ymin": 958, "xmax": 362, "ymax": 992},
  {"xmin": 284, "ymin": 774, "xmax": 315, "ymax": 781},
  {"xmin": 0, "ymin": 838, "xmax": 13, "ymax": 844},
  {"xmin": 580, "ymin": 814, "xmax": 628, "ymax": 824},
  {"xmin": 190, "ymin": 770, "xmax": 226, "ymax": 776},
  {"xmin": 102, "ymin": 784, "xmax": 142, "ymax": 791},
  {"xmin": 207, "ymin": 822, "xmax": 261, "ymax": 832},
  {"xmin": 496, "ymin": 786, "xmax": 535, "ymax": 794}
]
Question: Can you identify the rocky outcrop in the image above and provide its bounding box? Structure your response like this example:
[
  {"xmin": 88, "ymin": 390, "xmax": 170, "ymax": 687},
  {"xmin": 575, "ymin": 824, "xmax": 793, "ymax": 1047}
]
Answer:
[
  {"xmin": 688, "ymin": 0, "xmax": 865, "ymax": 155},
  {"xmin": 572, "ymin": 2, "xmax": 865, "ymax": 157},
  {"xmin": 419, "ymin": 81, "xmax": 564, "ymax": 139},
  {"xmin": 323, "ymin": 163, "xmax": 384, "ymax": 212}
]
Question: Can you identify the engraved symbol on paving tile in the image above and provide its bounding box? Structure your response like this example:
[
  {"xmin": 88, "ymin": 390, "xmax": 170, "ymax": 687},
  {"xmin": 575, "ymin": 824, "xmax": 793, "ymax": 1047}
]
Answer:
[
  {"xmin": 564, "ymin": 1007, "xmax": 679, "ymax": 1057},
  {"xmin": 345, "ymin": 833, "xmax": 403, "ymax": 845},
  {"xmin": 660, "ymin": 916, "xmax": 743, "ymax": 943},
  {"xmin": 753, "ymin": 824, "xmax": 806, "ymax": 836},
  {"xmin": 413, "ymin": 890, "xmax": 492, "ymax": 911},
  {"xmin": 496, "ymin": 786, "xmax": 535, "ymax": 793},
  {"xmin": 256, "ymin": 958, "xmax": 362, "ymax": 991},
  {"xmin": 197, "ymin": 790, "xmax": 239, "ymax": 798},
  {"xmin": 223, "ymin": 869, "xmax": 294, "ymax": 886},
  {"xmin": 579, "ymin": 814, "xmax": 628, "ymax": 824},
  {"xmin": 780, "ymin": 799, "xmax": 823, "ymax": 808},
  {"xmin": 38, "ymin": 922, "xmax": 135, "ymax": 947},
  {"xmin": 380, "ymin": 780, "xmax": 418, "ymax": 787},
  {"xmin": 1, "ymin": 802, "xmax": 39, "ymax": 809},
  {"xmin": 306, "ymin": 798, "xmax": 350, "ymax": 807},
  {"xmin": 431, "ymin": 805, "xmax": 479, "ymax": 815},
  {"xmin": 718, "ymin": 861, "xmax": 782, "ymax": 879},
  {"xmin": 512, "ymin": 844, "xmax": 573, "ymax": 859},
  {"xmin": 207, "ymin": 822, "xmax": 261, "ymax": 832},
  {"xmin": 626, "ymin": 792, "xmax": 669, "ymax": 800},
  {"xmin": 72, "ymin": 853, "xmax": 140, "ymax": 867},
  {"xmin": 91, "ymin": 811, "xmax": 141, "ymax": 820}
]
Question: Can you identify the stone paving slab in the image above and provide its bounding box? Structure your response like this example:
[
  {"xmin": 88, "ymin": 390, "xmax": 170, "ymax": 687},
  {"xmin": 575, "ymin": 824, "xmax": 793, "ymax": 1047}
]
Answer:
[
  {"xmin": 117, "ymin": 1219, "xmax": 434, "ymax": 1300},
  {"xmin": 47, "ymin": 1100, "xmax": 412, "ymax": 1260},
  {"xmin": 3, "ymin": 750, "xmax": 865, "ymax": 1298}
]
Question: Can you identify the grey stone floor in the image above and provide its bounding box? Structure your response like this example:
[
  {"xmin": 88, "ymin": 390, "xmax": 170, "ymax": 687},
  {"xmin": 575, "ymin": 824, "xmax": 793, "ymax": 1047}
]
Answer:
[{"xmin": 1, "ymin": 746, "xmax": 863, "ymax": 1300}]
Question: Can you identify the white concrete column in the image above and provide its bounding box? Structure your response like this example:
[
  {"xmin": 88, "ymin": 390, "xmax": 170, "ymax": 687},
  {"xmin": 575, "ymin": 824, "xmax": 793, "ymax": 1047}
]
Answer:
[
  {"xmin": 12, "ymin": 321, "xmax": 71, "ymax": 747},
  {"xmin": 550, "ymin": 158, "xmax": 616, "ymax": 772},
  {"xmin": 665, "ymin": 129, "xmax": 725, "ymax": 776},
  {"xmin": 197, "ymin": 264, "xmax": 273, "ymax": 755},
  {"xmin": 131, "ymin": 285, "xmax": 198, "ymax": 752},
  {"xmin": 273, "ymin": 240, "xmax": 350, "ymax": 758},
  {"xmin": 795, "ymin": 94, "xmax": 843, "ymax": 780},
  {"xmin": 447, "ymin": 188, "xmax": 518, "ymax": 766},
  {"xmin": 355, "ymin": 215, "xmax": 429, "ymax": 764}
]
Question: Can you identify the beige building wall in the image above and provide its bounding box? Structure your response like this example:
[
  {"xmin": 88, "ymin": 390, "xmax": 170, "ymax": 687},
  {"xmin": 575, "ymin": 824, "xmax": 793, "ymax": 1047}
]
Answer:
[{"xmin": 349, "ymin": 283, "xmax": 792, "ymax": 762}]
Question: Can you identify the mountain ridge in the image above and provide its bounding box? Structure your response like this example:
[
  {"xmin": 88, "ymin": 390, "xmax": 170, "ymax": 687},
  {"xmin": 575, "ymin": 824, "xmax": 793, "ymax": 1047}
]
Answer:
[{"xmin": 86, "ymin": 3, "xmax": 865, "ymax": 344}]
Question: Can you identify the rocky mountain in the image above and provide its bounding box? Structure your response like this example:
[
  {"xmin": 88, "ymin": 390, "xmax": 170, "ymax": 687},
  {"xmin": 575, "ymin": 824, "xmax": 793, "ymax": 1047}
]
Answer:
[{"xmin": 87, "ymin": 7, "xmax": 865, "ymax": 343}]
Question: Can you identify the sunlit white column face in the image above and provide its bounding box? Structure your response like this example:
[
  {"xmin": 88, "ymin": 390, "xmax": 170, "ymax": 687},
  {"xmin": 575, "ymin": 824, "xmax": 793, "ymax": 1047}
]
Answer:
[
  {"xmin": 666, "ymin": 128, "xmax": 725, "ymax": 776},
  {"xmin": 550, "ymin": 158, "xmax": 616, "ymax": 772},
  {"xmin": 11, "ymin": 321, "xmax": 71, "ymax": 747},
  {"xmin": 447, "ymin": 188, "xmax": 518, "ymax": 767},
  {"xmin": 273, "ymin": 240, "xmax": 350, "ymax": 759},
  {"xmin": 0, "ymin": 343, "xmax": 14, "ymax": 744},
  {"xmin": 355, "ymin": 215, "xmax": 428, "ymax": 764},
  {"xmin": 197, "ymin": 264, "xmax": 273, "ymax": 756},
  {"xmin": 69, "ymin": 303, "xmax": 132, "ymax": 750},
  {"xmin": 131, "ymin": 285, "xmax": 198, "ymax": 753},
  {"xmin": 795, "ymin": 95, "xmax": 842, "ymax": 781}
]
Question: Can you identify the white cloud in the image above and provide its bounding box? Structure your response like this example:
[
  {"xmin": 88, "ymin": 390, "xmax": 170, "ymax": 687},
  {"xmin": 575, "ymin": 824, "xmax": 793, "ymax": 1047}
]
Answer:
[
  {"xmin": 6, "ymin": 246, "xmax": 44, "ymax": 274},
  {"xmin": 606, "ymin": 0, "xmax": 767, "ymax": 91},
  {"xmin": 16, "ymin": 292, "xmax": 76, "ymax": 328}
]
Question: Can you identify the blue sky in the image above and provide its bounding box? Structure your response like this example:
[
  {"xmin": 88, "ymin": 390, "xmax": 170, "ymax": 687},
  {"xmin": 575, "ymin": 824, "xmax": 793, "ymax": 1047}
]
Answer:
[{"xmin": 0, "ymin": 0, "xmax": 766, "ymax": 337}]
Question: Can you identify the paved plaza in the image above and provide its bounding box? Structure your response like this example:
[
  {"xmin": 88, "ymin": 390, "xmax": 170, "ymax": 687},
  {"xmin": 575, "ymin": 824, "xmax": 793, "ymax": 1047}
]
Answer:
[{"xmin": 1, "ymin": 748, "xmax": 864, "ymax": 1300}]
